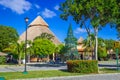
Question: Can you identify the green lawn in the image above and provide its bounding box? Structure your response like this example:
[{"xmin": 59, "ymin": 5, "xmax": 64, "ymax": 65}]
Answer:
[
  {"xmin": 0, "ymin": 68, "xmax": 120, "ymax": 80},
  {"xmin": 100, "ymin": 68, "xmax": 120, "ymax": 73},
  {"xmin": 0, "ymin": 70, "xmax": 83, "ymax": 80}
]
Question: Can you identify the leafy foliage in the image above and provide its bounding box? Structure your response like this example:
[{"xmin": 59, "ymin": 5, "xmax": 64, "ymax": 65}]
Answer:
[
  {"xmin": 60, "ymin": 0, "xmax": 120, "ymax": 25},
  {"xmin": 98, "ymin": 47, "xmax": 107, "ymax": 59},
  {"xmin": 83, "ymin": 33, "xmax": 95, "ymax": 51},
  {"xmin": 55, "ymin": 44, "xmax": 65, "ymax": 54},
  {"xmin": 104, "ymin": 39, "xmax": 115, "ymax": 50},
  {"xmin": 34, "ymin": 33, "xmax": 54, "ymax": 41},
  {"xmin": 60, "ymin": 0, "xmax": 120, "ymax": 60},
  {"xmin": 0, "ymin": 56, "xmax": 6, "ymax": 64},
  {"xmin": 0, "ymin": 25, "xmax": 19, "ymax": 51},
  {"xmin": 97, "ymin": 38, "xmax": 107, "ymax": 60},
  {"xmin": 67, "ymin": 60, "xmax": 98, "ymax": 73},
  {"xmin": 3, "ymin": 41, "xmax": 25, "ymax": 65},
  {"xmin": 33, "ymin": 38, "xmax": 55, "ymax": 56},
  {"xmin": 64, "ymin": 24, "xmax": 79, "ymax": 60}
]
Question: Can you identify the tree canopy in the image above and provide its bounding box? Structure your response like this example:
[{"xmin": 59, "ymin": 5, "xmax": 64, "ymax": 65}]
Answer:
[
  {"xmin": 60, "ymin": 0, "xmax": 120, "ymax": 25},
  {"xmin": 34, "ymin": 33, "xmax": 54, "ymax": 41},
  {"xmin": 0, "ymin": 25, "xmax": 19, "ymax": 51},
  {"xmin": 60, "ymin": 0, "xmax": 120, "ymax": 60},
  {"xmin": 64, "ymin": 24, "xmax": 79, "ymax": 60},
  {"xmin": 33, "ymin": 38, "xmax": 55, "ymax": 56}
]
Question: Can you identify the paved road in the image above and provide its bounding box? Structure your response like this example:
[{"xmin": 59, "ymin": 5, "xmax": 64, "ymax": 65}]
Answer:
[
  {"xmin": 1, "ymin": 61, "xmax": 120, "ymax": 80},
  {"xmin": 16, "ymin": 73, "xmax": 120, "ymax": 80},
  {"xmin": 1, "ymin": 61, "xmax": 120, "ymax": 72},
  {"xmin": 0, "ymin": 63, "xmax": 67, "ymax": 72}
]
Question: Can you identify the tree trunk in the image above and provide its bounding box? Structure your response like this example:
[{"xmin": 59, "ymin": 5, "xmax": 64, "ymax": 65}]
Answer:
[
  {"xmin": 94, "ymin": 27, "xmax": 98, "ymax": 60},
  {"xmin": 52, "ymin": 53, "xmax": 55, "ymax": 61},
  {"xmin": 27, "ymin": 54, "xmax": 30, "ymax": 63},
  {"xmin": 47, "ymin": 55, "xmax": 50, "ymax": 62},
  {"xmin": 18, "ymin": 55, "xmax": 21, "ymax": 65}
]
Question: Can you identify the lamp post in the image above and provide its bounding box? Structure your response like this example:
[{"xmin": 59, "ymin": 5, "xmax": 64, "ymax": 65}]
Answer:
[{"xmin": 23, "ymin": 17, "xmax": 29, "ymax": 74}]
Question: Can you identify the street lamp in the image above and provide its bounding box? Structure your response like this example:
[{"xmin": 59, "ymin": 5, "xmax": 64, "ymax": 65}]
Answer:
[{"xmin": 23, "ymin": 17, "xmax": 29, "ymax": 74}]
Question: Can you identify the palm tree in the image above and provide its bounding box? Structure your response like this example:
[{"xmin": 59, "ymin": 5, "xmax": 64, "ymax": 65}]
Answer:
[
  {"xmin": 4, "ymin": 41, "xmax": 25, "ymax": 65},
  {"xmin": 83, "ymin": 33, "xmax": 95, "ymax": 60}
]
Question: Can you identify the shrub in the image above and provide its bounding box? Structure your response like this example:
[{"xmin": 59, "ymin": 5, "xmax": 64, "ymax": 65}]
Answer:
[
  {"xmin": 67, "ymin": 60, "xmax": 98, "ymax": 73},
  {"xmin": 98, "ymin": 47, "xmax": 107, "ymax": 60},
  {"xmin": 0, "ymin": 56, "xmax": 6, "ymax": 64}
]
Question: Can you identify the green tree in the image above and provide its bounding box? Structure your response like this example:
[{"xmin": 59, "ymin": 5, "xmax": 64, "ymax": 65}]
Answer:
[
  {"xmin": 33, "ymin": 38, "xmax": 55, "ymax": 57},
  {"xmin": 60, "ymin": 0, "xmax": 120, "ymax": 60},
  {"xmin": 64, "ymin": 24, "xmax": 79, "ymax": 60},
  {"xmin": 4, "ymin": 41, "xmax": 25, "ymax": 65},
  {"xmin": 55, "ymin": 44, "xmax": 64, "ymax": 54},
  {"xmin": 83, "ymin": 33, "xmax": 95, "ymax": 59},
  {"xmin": 98, "ymin": 47, "xmax": 107, "ymax": 60},
  {"xmin": 104, "ymin": 39, "xmax": 116, "ymax": 51},
  {"xmin": 0, "ymin": 25, "xmax": 19, "ymax": 51},
  {"xmin": 34, "ymin": 33, "xmax": 54, "ymax": 41},
  {"xmin": 98, "ymin": 38, "xmax": 107, "ymax": 60}
]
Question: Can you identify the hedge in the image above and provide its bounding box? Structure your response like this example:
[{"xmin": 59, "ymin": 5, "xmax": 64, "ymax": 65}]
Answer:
[
  {"xmin": 0, "ymin": 56, "xmax": 6, "ymax": 64},
  {"xmin": 67, "ymin": 60, "xmax": 98, "ymax": 73}
]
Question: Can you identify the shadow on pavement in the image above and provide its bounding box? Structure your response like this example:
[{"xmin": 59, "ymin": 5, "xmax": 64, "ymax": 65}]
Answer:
[
  {"xmin": 98, "ymin": 64, "xmax": 120, "ymax": 67},
  {"xmin": 27, "ymin": 63, "xmax": 66, "ymax": 67}
]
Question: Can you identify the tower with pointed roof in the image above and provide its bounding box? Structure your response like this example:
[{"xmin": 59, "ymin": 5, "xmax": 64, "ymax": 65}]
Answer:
[
  {"xmin": 19, "ymin": 16, "xmax": 61, "ymax": 45},
  {"xmin": 64, "ymin": 24, "xmax": 79, "ymax": 60}
]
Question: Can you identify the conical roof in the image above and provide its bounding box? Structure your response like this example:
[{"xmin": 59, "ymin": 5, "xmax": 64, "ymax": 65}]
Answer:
[
  {"xmin": 29, "ymin": 16, "xmax": 48, "ymax": 27},
  {"xmin": 78, "ymin": 37, "xmax": 84, "ymax": 43},
  {"xmin": 77, "ymin": 37, "xmax": 85, "ymax": 51},
  {"xmin": 19, "ymin": 16, "xmax": 61, "ymax": 45}
]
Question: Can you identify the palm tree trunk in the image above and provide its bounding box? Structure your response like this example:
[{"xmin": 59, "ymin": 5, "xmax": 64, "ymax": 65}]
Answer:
[
  {"xmin": 94, "ymin": 27, "xmax": 98, "ymax": 60},
  {"xmin": 53, "ymin": 53, "xmax": 55, "ymax": 61},
  {"xmin": 18, "ymin": 55, "xmax": 21, "ymax": 65},
  {"xmin": 27, "ymin": 54, "xmax": 30, "ymax": 63}
]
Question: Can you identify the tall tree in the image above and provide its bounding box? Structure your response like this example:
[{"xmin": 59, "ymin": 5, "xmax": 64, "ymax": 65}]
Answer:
[
  {"xmin": 0, "ymin": 25, "xmax": 19, "ymax": 51},
  {"xmin": 64, "ymin": 24, "xmax": 79, "ymax": 60},
  {"xmin": 60, "ymin": 0, "xmax": 120, "ymax": 60}
]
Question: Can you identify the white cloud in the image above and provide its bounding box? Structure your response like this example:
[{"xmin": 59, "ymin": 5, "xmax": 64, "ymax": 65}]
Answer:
[
  {"xmin": 54, "ymin": 5, "xmax": 59, "ymax": 10},
  {"xmin": 37, "ymin": 12, "xmax": 41, "ymax": 15},
  {"xmin": 74, "ymin": 28, "xmax": 87, "ymax": 34},
  {"xmin": 42, "ymin": 8, "xmax": 56, "ymax": 18},
  {"xmin": 0, "ymin": 0, "xmax": 31, "ymax": 14},
  {"xmin": 34, "ymin": 4, "xmax": 40, "ymax": 9},
  {"xmin": 74, "ymin": 27, "xmax": 94, "ymax": 34}
]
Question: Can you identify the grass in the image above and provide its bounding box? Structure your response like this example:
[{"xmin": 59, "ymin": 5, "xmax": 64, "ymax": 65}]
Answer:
[
  {"xmin": 1, "ymin": 68, "xmax": 120, "ymax": 80},
  {"xmin": 99, "ymin": 68, "xmax": 120, "ymax": 73},
  {"xmin": 0, "ymin": 70, "xmax": 84, "ymax": 80}
]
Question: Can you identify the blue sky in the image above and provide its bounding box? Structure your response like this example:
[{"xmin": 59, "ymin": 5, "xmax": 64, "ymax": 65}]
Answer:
[{"xmin": 0, "ymin": 0, "xmax": 118, "ymax": 42}]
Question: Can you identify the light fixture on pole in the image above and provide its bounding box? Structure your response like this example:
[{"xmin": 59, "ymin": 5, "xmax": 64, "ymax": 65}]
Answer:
[{"xmin": 23, "ymin": 17, "xmax": 29, "ymax": 74}]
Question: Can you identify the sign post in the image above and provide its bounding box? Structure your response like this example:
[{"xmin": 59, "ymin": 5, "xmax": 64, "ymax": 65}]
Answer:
[
  {"xmin": 116, "ymin": 48, "xmax": 119, "ymax": 70},
  {"xmin": 114, "ymin": 42, "xmax": 119, "ymax": 71}
]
